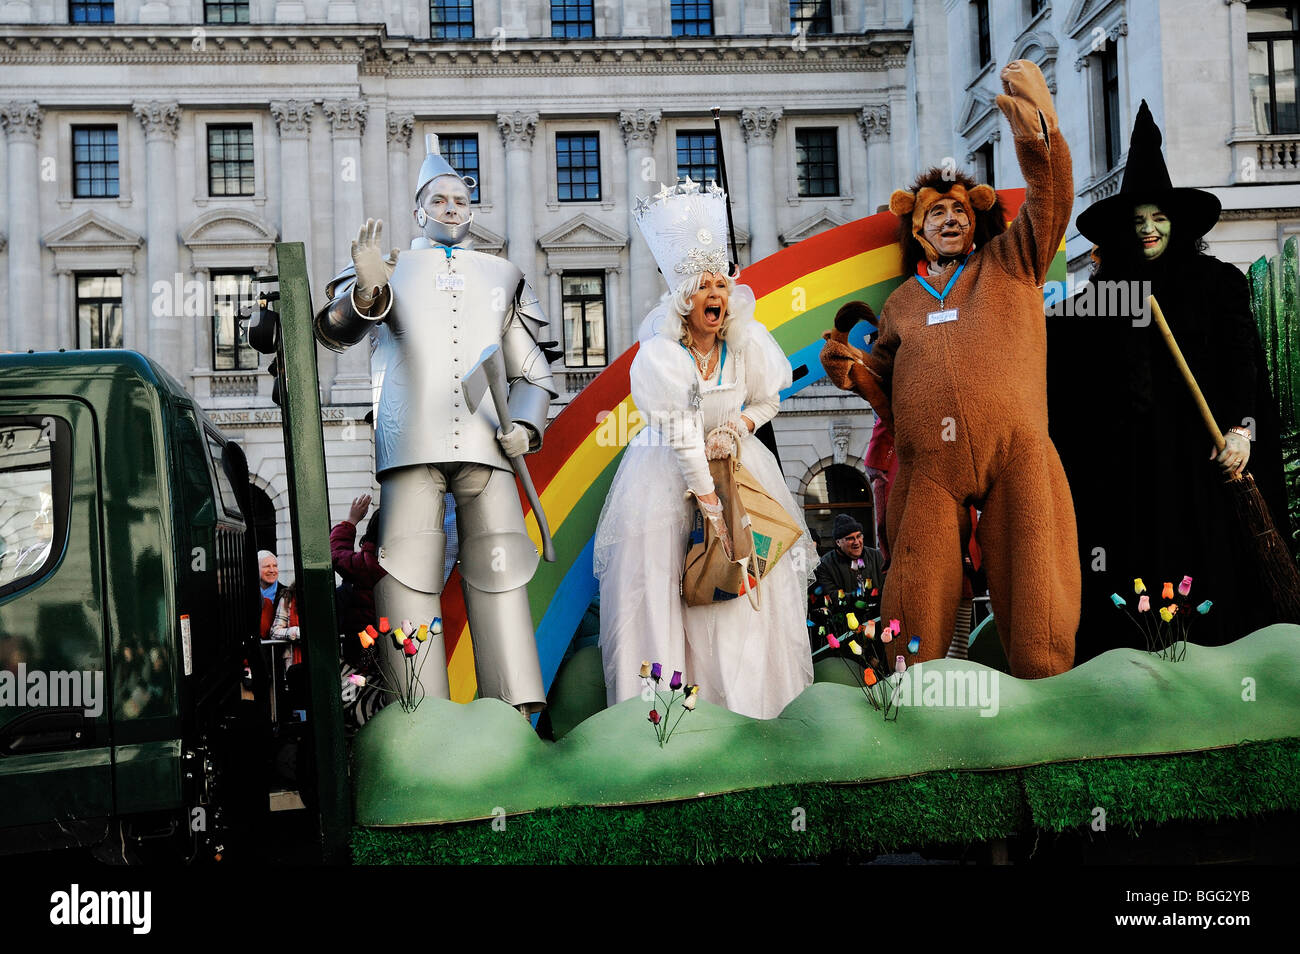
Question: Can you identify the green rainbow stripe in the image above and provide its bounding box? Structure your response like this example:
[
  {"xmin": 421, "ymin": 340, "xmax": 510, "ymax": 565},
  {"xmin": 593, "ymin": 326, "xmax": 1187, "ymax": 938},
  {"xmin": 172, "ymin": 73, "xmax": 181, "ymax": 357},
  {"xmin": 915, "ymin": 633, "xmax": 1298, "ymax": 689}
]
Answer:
[{"xmin": 441, "ymin": 190, "xmax": 1066, "ymax": 700}]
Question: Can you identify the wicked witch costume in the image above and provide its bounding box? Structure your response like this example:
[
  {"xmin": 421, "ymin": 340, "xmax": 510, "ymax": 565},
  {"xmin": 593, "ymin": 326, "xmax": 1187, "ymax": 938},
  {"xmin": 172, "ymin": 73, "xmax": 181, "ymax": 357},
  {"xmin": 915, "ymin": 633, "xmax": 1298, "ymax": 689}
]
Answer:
[
  {"xmin": 1047, "ymin": 101, "xmax": 1290, "ymax": 660},
  {"xmin": 593, "ymin": 179, "xmax": 815, "ymax": 720}
]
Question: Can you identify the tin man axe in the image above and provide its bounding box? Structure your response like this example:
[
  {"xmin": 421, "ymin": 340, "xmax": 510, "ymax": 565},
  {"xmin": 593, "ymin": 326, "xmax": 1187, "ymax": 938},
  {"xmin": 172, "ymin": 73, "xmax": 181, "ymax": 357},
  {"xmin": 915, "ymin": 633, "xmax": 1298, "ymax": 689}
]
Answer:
[{"xmin": 464, "ymin": 343, "xmax": 556, "ymax": 563}]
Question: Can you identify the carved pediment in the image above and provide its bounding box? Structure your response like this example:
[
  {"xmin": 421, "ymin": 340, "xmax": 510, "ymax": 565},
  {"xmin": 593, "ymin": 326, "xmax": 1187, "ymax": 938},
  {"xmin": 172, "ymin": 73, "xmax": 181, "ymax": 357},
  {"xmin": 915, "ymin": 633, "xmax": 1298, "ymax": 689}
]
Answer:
[
  {"xmin": 956, "ymin": 88, "xmax": 998, "ymax": 137},
  {"xmin": 43, "ymin": 211, "xmax": 143, "ymax": 252},
  {"xmin": 467, "ymin": 221, "xmax": 506, "ymax": 256},
  {"xmin": 538, "ymin": 213, "xmax": 628, "ymax": 253},
  {"xmin": 780, "ymin": 208, "xmax": 848, "ymax": 246},
  {"xmin": 1064, "ymin": 0, "xmax": 1121, "ymax": 38},
  {"xmin": 181, "ymin": 209, "xmax": 278, "ymax": 250}
]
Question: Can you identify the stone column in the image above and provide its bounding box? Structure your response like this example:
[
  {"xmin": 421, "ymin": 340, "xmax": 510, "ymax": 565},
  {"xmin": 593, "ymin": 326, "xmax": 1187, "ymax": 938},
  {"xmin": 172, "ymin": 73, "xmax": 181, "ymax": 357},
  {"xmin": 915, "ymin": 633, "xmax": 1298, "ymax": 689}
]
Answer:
[
  {"xmin": 1226, "ymin": 0, "xmax": 1255, "ymax": 139},
  {"xmin": 740, "ymin": 107, "xmax": 782, "ymax": 262},
  {"xmin": 858, "ymin": 104, "xmax": 891, "ymax": 215},
  {"xmin": 497, "ymin": 111, "xmax": 539, "ymax": 275},
  {"xmin": 386, "ymin": 112, "xmax": 414, "ymax": 248},
  {"xmin": 270, "ymin": 100, "xmax": 314, "ymax": 277},
  {"xmin": 619, "ymin": 107, "xmax": 660, "ymax": 355},
  {"xmin": 132, "ymin": 101, "xmax": 182, "ymax": 377},
  {"xmin": 55, "ymin": 269, "xmax": 71, "ymax": 350},
  {"xmin": 1110, "ymin": 21, "xmax": 1132, "ymax": 148},
  {"xmin": 322, "ymin": 98, "xmax": 371, "ymax": 404},
  {"xmin": 1, "ymin": 102, "xmax": 40, "ymax": 353}
]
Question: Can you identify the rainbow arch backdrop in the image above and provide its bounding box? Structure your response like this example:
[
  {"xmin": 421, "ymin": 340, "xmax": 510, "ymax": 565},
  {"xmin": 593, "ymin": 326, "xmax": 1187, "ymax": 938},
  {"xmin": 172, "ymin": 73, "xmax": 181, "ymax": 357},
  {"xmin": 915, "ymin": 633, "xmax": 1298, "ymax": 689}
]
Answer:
[{"xmin": 439, "ymin": 189, "xmax": 1067, "ymax": 701}]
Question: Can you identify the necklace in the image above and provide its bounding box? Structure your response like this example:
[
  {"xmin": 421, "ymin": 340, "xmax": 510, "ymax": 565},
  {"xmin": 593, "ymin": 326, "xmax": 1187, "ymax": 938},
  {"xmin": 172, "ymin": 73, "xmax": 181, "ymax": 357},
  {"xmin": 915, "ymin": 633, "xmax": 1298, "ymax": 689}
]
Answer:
[{"xmin": 689, "ymin": 342, "xmax": 716, "ymax": 376}]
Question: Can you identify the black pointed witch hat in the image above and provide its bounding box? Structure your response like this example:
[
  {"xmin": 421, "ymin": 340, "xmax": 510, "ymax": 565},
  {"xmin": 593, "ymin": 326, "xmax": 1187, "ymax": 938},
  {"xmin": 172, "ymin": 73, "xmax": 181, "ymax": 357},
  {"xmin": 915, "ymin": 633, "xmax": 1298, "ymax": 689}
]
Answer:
[{"xmin": 1076, "ymin": 100, "xmax": 1222, "ymax": 246}]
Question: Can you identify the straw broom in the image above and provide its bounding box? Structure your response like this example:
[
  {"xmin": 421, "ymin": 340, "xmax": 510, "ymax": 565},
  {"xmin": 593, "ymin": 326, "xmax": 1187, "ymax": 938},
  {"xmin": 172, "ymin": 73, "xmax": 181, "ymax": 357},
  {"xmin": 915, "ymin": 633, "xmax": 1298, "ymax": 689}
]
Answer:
[{"xmin": 1148, "ymin": 295, "xmax": 1300, "ymax": 622}]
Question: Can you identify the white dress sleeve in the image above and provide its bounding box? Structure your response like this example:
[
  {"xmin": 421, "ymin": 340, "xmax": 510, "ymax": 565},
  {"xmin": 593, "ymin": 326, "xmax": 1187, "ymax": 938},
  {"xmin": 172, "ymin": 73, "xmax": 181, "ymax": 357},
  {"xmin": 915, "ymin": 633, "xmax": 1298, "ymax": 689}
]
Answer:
[
  {"xmin": 630, "ymin": 335, "xmax": 714, "ymax": 496},
  {"xmin": 739, "ymin": 318, "xmax": 792, "ymax": 430}
]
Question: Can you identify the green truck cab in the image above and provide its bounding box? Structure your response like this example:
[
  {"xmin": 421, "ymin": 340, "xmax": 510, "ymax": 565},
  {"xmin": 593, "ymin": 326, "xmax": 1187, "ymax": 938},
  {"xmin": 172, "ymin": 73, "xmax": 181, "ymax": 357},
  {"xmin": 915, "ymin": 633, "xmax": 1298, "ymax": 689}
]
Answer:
[{"xmin": 0, "ymin": 350, "xmax": 269, "ymax": 861}]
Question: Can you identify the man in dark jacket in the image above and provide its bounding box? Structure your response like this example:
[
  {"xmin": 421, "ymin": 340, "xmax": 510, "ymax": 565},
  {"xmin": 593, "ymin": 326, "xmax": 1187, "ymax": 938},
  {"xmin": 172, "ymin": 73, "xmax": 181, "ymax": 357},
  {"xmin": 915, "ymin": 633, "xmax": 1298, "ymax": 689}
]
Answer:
[{"xmin": 813, "ymin": 514, "xmax": 887, "ymax": 596}]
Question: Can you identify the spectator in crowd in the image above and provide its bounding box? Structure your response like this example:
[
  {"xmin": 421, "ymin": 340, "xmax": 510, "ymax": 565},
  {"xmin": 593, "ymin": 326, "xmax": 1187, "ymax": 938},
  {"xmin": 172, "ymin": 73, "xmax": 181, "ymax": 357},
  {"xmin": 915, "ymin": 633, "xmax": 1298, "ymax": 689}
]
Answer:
[
  {"xmin": 331, "ymin": 494, "xmax": 387, "ymax": 646},
  {"xmin": 812, "ymin": 513, "xmax": 886, "ymax": 598},
  {"xmin": 258, "ymin": 550, "xmax": 285, "ymax": 639}
]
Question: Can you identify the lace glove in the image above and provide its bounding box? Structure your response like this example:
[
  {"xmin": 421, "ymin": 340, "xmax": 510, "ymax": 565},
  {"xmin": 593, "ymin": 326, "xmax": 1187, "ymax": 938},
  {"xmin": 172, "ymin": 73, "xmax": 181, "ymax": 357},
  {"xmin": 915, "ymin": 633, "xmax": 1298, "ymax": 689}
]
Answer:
[
  {"xmin": 699, "ymin": 495, "xmax": 733, "ymax": 559},
  {"xmin": 704, "ymin": 420, "xmax": 744, "ymax": 461}
]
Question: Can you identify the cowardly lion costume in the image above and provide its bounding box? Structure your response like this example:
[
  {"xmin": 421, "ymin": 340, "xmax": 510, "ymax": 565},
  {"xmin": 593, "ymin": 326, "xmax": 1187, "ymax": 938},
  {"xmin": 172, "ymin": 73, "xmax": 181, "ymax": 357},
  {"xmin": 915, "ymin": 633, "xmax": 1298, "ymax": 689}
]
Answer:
[{"xmin": 820, "ymin": 60, "xmax": 1079, "ymax": 677}]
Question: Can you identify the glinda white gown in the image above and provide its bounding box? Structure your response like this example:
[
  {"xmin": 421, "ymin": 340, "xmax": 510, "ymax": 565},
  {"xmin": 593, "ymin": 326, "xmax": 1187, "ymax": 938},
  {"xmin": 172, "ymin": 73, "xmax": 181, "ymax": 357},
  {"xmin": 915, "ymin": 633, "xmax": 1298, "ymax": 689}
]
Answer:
[{"xmin": 593, "ymin": 287, "xmax": 816, "ymax": 720}]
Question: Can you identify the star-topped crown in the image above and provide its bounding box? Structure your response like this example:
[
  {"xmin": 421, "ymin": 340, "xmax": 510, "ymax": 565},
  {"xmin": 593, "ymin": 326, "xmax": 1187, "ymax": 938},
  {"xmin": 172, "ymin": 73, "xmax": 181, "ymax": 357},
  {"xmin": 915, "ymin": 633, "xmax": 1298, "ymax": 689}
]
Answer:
[{"xmin": 634, "ymin": 177, "xmax": 731, "ymax": 289}]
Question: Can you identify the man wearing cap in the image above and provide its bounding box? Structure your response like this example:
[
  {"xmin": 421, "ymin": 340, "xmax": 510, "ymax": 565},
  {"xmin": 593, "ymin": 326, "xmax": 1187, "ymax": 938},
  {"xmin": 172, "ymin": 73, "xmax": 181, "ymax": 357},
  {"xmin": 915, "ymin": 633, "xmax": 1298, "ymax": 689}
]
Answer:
[
  {"xmin": 314, "ymin": 136, "xmax": 558, "ymax": 715},
  {"xmin": 812, "ymin": 514, "xmax": 886, "ymax": 598}
]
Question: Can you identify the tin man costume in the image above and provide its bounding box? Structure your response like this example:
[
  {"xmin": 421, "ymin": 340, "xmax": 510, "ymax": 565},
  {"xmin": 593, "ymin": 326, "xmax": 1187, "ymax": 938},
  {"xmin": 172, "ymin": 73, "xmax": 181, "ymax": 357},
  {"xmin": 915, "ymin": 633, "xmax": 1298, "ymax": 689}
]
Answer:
[{"xmin": 315, "ymin": 135, "xmax": 557, "ymax": 714}]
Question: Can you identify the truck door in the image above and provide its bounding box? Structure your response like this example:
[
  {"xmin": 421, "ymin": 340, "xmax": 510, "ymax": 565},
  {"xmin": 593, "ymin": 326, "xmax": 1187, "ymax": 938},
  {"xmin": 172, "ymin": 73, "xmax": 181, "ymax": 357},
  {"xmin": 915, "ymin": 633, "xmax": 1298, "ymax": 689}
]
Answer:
[{"xmin": 0, "ymin": 401, "xmax": 112, "ymax": 842}]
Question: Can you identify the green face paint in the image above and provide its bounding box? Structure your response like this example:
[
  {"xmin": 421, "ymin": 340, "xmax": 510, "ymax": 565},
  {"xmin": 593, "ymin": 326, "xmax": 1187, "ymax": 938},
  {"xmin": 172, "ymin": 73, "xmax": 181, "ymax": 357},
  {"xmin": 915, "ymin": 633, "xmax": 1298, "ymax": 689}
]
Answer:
[{"xmin": 1134, "ymin": 203, "xmax": 1171, "ymax": 260}]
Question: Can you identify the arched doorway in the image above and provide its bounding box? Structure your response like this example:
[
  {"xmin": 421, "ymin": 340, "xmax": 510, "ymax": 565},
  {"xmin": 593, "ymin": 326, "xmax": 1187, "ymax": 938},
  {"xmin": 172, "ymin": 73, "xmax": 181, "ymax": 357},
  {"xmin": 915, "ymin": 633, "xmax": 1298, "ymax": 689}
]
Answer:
[
  {"xmin": 247, "ymin": 482, "xmax": 277, "ymax": 555},
  {"xmin": 803, "ymin": 463, "xmax": 873, "ymax": 555}
]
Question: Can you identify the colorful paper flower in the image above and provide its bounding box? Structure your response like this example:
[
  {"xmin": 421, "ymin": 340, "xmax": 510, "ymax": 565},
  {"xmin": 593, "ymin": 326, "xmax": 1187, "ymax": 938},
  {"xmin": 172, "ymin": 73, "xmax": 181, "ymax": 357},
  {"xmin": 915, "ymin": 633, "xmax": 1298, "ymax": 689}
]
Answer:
[
  {"xmin": 847, "ymin": 640, "xmax": 862, "ymax": 656},
  {"xmin": 648, "ymin": 709, "xmax": 661, "ymax": 725},
  {"xmin": 890, "ymin": 619, "xmax": 901, "ymax": 635},
  {"xmin": 1134, "ymin": 578, "xmax": 1146, "ymax": 594},
  {"xmin": 1161, "ymin": 582, "xmax": 1174, "ymax": 600},
  {"xmin": 379, "ymin": 617, "xmax": 391, "ymax": 633},
  {"xmin": 1178, "ymin": 576, "xmax": 1192, "ymax": 597},
  {"xmin": 1138, "ymin": 595, "xmax": 1150, "ymax": 613},
  {"xmin": 347, "ymin": 673, "xmax": 366, "ymax": 687},
  {"xmin": 682, "ymin": 694, "xmax": 697, "ymax": 711},
  {"xmin": 639, "ymin": 660, "xmax": 652, "ymax": 678},
  {"xmin": 670, "ymin": 671, "xmax": 683, "ymax": 691},
  {"xmin": 403, "ymin": 638, "xmax": 418, "ymax": 656},
  {"xmin": 401, "ymin": 618, "xmax": 413, "ymax": 634},
  {"xmin": 1110, "ymin": 593, "xmax": 1126, "ymax": 608},
  {"xmin": 365, "ymin": 624, "xmax": 379, "ymax": 640},
  {"xmin": 907, "ymin": 636, "xmax": 920, "ymax": 654},
  {"xmin": 416, "ymin": 624, "xmax": 429, "ymax": 642},
  {"xmin": 684, "ymin": 684, "xmax": 699, "ymax": 697},
  {"xmin": 1196, "ymin": 600, "xmax": 1213, "ymax": 615},
  {"xmin": 430, "ymin": 617, "xmax": 443, "ymax": 635},
  {"xmin": 826, "ymin": 634, "xmax": 841, "ymax": 649},
  {"xmin": 358, "ymin": 630, "xmax": 375, "ymax": 649},
  {"xmin": 392, "ymin": 629, "xmax": 406, "ymax": 649},
  {"xmin": 894, "ymin": 655, "xmax": 906, "ymax": 674},
  {"xmin": 871, "ymin": 588, "xmax": 880, "ymax": 596},
  {"xmin": 1159, "ymin": 607, "xmax": 1174, "ymax": 623},
  {"xmin": 865, "ymin": 619, "xmax": 877, "ymax": 639},
  {"xmin": 864, "ymin": 669, "xmax": 878, "ymax": 687},
  {"xmin": 880, "ymin": 630, "xmax": 893, "ymax": 644},
  {"xmin": 845, "ymin": 612, "xmax": 860, "ymax": 631},
  {"xmin": 650, "ymin": 662, "xmax": 663, "ymax": 682}
]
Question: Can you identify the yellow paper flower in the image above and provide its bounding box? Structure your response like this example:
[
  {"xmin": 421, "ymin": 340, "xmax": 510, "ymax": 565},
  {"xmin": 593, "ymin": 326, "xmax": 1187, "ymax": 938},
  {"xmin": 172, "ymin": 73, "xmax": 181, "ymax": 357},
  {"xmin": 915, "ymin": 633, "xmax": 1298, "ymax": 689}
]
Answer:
[
  {"xmin": 847, "ymin": 640, "xmax": 862, "ymax": 656},
  {"xmin": 639, "ymin": 660, "xmax": 652, "ymax": 678},
  {"xmin": 846, "ymin": 612, "xmax": 860, "ymax": 631},
  {"xmin": 1134, "ymin": 578, "xmax": 1146, "ymax": 594},
  {"xmin": 1159, "ymin": 607, "xmax": 1173, "ymax": 623}
]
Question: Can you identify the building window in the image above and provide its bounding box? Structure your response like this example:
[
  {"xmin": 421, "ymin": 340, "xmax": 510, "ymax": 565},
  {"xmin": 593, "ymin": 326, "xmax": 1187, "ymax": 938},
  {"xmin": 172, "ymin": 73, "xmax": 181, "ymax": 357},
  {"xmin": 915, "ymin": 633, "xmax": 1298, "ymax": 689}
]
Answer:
[
  {"xmin": 790, "ymin": 0, "xmax": 831, "ymax": 35},
  {"xmin": 1248, "ymin": 4, "xmax": 1300, "ymax": 134},
  {"xmin": 974, "ymin": 0, "xmax": 992, "ymax": 67},
  {"xmin": 72, "ymin": 126, "xmax": 119, "ymax": 199},
  {"xmin": 796, "ymin": 128, "xmax": 839, "ymax": 197},
  {"xmin": 561, "ymin": 273, "xmax": 607, "ymax": 368},
  {"xmin": 439, "ymin": 134, "xmax": 480, "ymax": 202},
  {"xmin": 204, "ymin": 0, "xmax": 249, "ymax": 23},
  {"xmin": 75, "ymin": 274, "xmax": 123, "ymax": 350},
  {"xmin": 975, "ymin": 141, "xmax": 995, "ymax": 190},
  {"xmin": 1028, "ymin": 0, "xmax": 1045, "ymax": 19},
  {"xmin": 1101, "ymin": 42, "xmax": 1122, "ymax": 170},
  {"xmin": 551, "ymin": 0, "xmax": 594, "ymax": 38},
  {"xmin": 0, "ymin": 416, "xmax": 67, "ymax": 595},
  {"xmin": 556, "ymin": 133, "xmax": 600, "ymax": 201},
  {"xmin": 431, "ymin": 0, "xmax": 474, "ymax": 38},
  {"xmin": 69, "ymin": 1, "xmax": 114, "ymax": 22},
  {"xmin": 676, "ymin": 131, "xmax": 719, "ymax": 186},
  {"xmin": 207, "ymin": 124, "xmax": 254, "ymax": 197},
  {"xmin": 672, "ymin": 0, "xmax": 712, "ymax": 35},
  {"xmin": 211, "ymin": 271, "xmax": 258, "ymax": 371}
]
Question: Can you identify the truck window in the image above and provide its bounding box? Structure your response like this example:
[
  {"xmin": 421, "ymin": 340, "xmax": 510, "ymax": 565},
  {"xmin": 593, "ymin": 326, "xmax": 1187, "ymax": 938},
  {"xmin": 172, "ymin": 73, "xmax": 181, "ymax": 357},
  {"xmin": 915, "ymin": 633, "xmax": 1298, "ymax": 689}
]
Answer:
[
  {"xmin": 0, "ymin": 417, "xmax": 69, "ymax": 597},
  {"xmin": 205, "ymin": 428, "xmax": 243, "ymax": 520}
]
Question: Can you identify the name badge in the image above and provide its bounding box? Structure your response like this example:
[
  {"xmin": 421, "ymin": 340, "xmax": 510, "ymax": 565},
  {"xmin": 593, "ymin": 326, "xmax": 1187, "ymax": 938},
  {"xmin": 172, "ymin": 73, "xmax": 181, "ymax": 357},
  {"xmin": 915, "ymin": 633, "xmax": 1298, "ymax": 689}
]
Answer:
[
  {"xmin": 436, "ymin": 273, "xmax": 466, "ymax": 292},
  {"xmin": 927, "ymin": 308, "xmax": 958, "ymax": 325}
]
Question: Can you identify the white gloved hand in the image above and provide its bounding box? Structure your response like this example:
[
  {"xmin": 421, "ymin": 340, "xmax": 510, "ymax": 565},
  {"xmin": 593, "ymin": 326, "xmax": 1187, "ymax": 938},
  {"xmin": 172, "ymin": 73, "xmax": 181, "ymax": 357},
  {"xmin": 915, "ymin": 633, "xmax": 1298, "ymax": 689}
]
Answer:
[
  {"xmin": 497, "ymin": 422, "xmax": 529, "ymax": 457},
  {"xmin": 350, "ymin": 218, "xmax": 399, "ymax": 305}
]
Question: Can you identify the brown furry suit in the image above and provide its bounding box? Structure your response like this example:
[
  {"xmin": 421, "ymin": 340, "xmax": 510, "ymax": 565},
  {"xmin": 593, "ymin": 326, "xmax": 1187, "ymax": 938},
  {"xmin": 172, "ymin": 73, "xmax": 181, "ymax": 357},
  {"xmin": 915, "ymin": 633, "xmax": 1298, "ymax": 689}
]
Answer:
[{"xmin": 821, "ymin": 61, "xmax": 1079, "ymax": 677}]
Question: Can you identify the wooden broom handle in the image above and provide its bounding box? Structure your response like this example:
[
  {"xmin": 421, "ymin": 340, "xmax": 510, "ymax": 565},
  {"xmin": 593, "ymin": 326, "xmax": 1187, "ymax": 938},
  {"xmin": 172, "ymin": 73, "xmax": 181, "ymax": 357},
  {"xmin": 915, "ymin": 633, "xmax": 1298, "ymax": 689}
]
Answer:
[{"xmin": 1147, "ymin": 295, "xmax": 1227, "ymax": 454}]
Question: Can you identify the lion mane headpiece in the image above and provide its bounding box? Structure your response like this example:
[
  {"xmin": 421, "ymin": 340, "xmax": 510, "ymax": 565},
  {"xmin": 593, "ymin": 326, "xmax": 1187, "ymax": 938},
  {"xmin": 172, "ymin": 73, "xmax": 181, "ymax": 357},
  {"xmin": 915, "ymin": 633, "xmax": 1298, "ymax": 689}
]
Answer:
[{"xmin": 890, "ymin": 168, "xmax": 1005, "ymax": 273}]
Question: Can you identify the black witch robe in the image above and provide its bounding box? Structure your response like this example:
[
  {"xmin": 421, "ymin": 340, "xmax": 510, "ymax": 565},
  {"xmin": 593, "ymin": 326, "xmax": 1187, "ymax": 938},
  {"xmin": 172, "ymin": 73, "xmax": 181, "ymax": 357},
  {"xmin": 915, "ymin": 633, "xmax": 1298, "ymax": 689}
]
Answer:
[{"xmin": 1047, "ymin": 250, "xmax": 1291, "ymax": 661}]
